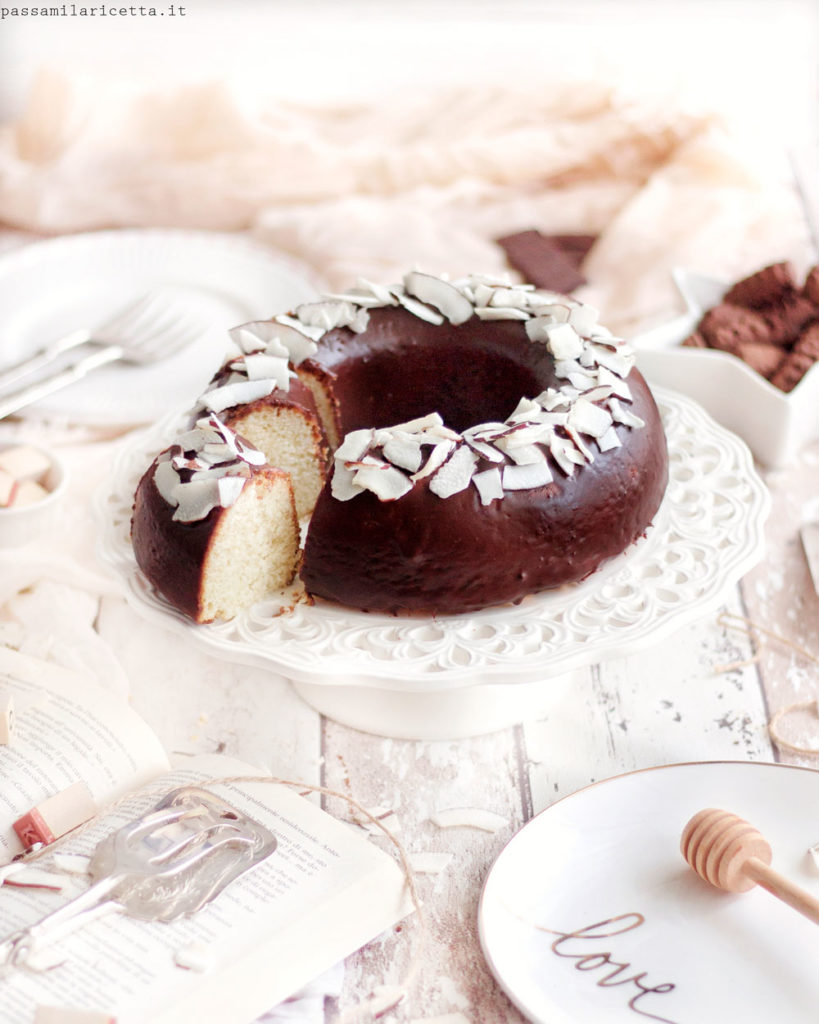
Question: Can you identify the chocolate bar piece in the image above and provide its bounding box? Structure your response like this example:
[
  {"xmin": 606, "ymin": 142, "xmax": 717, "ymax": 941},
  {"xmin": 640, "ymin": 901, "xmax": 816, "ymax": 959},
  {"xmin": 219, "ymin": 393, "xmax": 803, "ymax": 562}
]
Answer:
[
  {"xmin": 547, "ymin": 234, "xmax": 597, "ymax": 268},
  {"xmin": 496, "ymin": 230, "xmax": 589, "ymax": 292}
]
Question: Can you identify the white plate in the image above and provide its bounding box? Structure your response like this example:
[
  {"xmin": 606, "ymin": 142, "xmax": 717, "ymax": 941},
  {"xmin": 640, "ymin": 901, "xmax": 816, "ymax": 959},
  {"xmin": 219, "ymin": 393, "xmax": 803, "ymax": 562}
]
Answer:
[
  {"xmin": 0, "ymin": 230, "xmax": 319, "ymax": 425},
  {"xmin": 632, "ymin": 268, "xmax": 819, "ymax": 468},
  {"xmin": 96, "ymin": 388, "xmax": 768, "ymax": 693},
  {"xmin": 479, "ymin": 761, "xmax": 819, "ymax": 1024}
]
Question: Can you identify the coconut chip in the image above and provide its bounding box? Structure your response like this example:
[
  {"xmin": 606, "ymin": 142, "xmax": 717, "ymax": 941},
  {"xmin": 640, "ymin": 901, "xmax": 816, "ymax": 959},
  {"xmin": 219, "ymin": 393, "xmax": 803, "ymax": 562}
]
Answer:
[
  {"xmin": 392, "ymin": 289, "xmax": 446, "ymax": 326},
  {"xmin": 353, "ymin": 463, "xmax": 413, "ymax": 501},
  {"xmin": 428, "ymin": 808, "xmax": 508, "ymax": 833},
  {"xmin": 172, "ymin": 479, "xmax": 221, "ymax": 522},
  {"xmin": 568, "ymin": 398, "xmax": 613, "ymax": 439},
  {"xmin": 295, "ymin": 299, "xmax": 370, "ymax": 335},
  {"xmin": 472, "ymin": 468, "xmax": 504, "ymax": 505},
  {"xmin": 156, "ymin": 417, "xmax": 266, "ymax": 520},
  {"xmin": 474, "ymin": 306, "xmax": 530, "ymax": 321},
  {"xmin": 609, "ymin": 398, "xmax": 646, "ymax": 429},
  {"xmin": 330, "ymin": 464, "xmax": 363, "ymax": 501},
  {"xmin": 540, "ymin": 323, "xmax": 582, "ymax": 361},
  {"xmin": 407, "ymin": 851, "xmax": 454, "ymax": 874},
  {"xmin": 174, "ymin": 940, "xmax": 214, "ymax": 973},
  {"xmin": 597, "ymin": 426, "xmax": 623, "ymax": 452},
  {"xmin": 504, "ymin": 443, "xmax": 550, "ymax": 467},
  {"xmin": 412, "ymin": 440, "xmax": 457, "ymax": 481},
  {"xmin": 2, "ymin": 866, "xmax": 67, "ymax": 891},
  {"xmin": 201, "ymin": 378, "xmax": 280, "ymax": 414},
  {"xmin": 382, "ymin": 436, "xmax": 424, "ymax": 473},
  {"xmin": 408, "ymin": 1014, "xmax": 472, "ymax": 1024},
  {"xmin": 404, "ymin": 272, "xmax": 473, "ymax": 325},
  {"xmin": 502, "ymin": 462, "xmax": 553, "ymax": 490},
  {"xmin": 153, "ymin": 458, "xmax": 180, "ymax": 506},
  {"xmin": 429, "ymin": 446, "xmax": 478, "ymax": 499},
  {"xmin": 230, "ymin": 319, "xmax": 319, "ymax": 365}
]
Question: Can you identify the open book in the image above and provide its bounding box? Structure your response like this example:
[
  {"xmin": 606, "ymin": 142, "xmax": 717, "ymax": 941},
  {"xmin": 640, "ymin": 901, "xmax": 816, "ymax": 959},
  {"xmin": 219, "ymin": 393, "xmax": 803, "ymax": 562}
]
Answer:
[{"xmin": 0, "ymin": 645, "xmax": 410, "ymax": 1024}]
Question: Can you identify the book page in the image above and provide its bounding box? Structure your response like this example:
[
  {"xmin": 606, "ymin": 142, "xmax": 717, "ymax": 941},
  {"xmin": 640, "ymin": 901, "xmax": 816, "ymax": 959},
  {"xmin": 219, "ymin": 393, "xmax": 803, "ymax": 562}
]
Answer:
[
  {"xmin": 0, "ymin": 755, "xmax": 412, "ymax": 1024},
  {"xmin": 0, "ymin": 645, "xmax": 170, "ymax": 863}
]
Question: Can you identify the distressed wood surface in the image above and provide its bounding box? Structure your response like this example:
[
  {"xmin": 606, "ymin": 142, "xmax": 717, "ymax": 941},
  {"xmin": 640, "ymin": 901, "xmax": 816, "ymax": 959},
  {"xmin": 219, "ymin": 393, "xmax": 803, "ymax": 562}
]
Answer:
[
  {"xmin": 2, "ymin": 227, "xmax": 819, "ymax": 1023},
  {"xmin": 96, "ymin": 434, "xmax": 818, "ymax": 1024}
]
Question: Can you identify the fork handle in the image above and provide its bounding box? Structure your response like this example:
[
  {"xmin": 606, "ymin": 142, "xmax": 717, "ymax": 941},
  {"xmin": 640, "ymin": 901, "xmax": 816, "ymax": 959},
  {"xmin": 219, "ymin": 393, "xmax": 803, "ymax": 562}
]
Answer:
[
  {"xmin": 0, "ymin": 874, "xmax": 121, "ymax": 968},
  {"xmin": 0, "ymin": 345, "xmax": 124, "ymax": 420},
  {"xmin": 0, "ymin": 329, "xmax": 92, "ymax": 392}
]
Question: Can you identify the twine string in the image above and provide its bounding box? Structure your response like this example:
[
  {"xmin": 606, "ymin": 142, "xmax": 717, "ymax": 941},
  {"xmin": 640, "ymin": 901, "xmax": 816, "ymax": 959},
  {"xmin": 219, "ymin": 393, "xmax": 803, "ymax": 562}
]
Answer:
[{"xmin": 717, "ymin": 611, "xmax": 819, "ymax": 756}]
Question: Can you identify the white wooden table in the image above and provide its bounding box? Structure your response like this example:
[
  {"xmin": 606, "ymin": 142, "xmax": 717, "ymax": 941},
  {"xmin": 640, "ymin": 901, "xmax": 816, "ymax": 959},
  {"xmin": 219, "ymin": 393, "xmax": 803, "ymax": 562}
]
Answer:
[
  {"xmin": 2, "ymin": 228, "xmax": 819, "ymax": 1023},
  {"xmin": 103, "ymin": 382, "xmax": 819, "ymax": 1023}
]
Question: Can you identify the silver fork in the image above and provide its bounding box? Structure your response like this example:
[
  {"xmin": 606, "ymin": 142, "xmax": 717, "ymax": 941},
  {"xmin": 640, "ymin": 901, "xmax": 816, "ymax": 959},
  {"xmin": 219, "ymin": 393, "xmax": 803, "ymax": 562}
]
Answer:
[
  {"xmin": 0, "ymin": 291, "xmax": 202, "ymax": 419},
  {"xmin": 0, "ymin": 786, "xmax": 277, "ymax": 970}
]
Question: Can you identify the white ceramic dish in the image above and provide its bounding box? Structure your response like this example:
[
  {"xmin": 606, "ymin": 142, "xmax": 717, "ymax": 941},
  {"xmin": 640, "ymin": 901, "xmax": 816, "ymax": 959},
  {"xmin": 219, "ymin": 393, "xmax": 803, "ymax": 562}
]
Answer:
[
  {"xmin": 95, "ymin": 388, "xmax": 769, "ymax": 738},
  {"xmin": 632, "ymin": 268, "xmax": 819, "ymax": 469},
  {"xmin": 479, "ymin": 760, "xmax": 819, "ymax": 1024},
  {"xmin": 0, "ymin": 230, "xmax": 319, "ymax": 426},
  {"xmin": 0, "ymin": 442, "xmax": 68, "ymax": 547}
]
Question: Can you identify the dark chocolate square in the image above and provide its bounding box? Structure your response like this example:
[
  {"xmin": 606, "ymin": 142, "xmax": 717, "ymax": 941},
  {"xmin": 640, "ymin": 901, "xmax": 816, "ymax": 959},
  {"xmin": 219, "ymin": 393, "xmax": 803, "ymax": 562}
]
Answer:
[{"xmin": 496, "ymin": 230, "xmax": 587, "ymax": 293}]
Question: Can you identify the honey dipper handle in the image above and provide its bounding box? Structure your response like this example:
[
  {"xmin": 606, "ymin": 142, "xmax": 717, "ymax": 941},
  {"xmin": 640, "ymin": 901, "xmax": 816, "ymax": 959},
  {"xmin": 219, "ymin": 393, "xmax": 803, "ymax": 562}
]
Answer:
[{"xmin": 744, "ymin": 856, "xmax": 819, "ymax": 926}]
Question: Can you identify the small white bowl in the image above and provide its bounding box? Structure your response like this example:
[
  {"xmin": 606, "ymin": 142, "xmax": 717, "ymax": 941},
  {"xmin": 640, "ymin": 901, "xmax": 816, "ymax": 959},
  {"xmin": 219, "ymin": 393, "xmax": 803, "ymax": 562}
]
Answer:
[
  {"xmin": 632, "ymin": 268, "xmax": 819, "ymax": 468},
  {"xmin": 0, "ymin": 443, "xmax": 68, "ymax": 547}
]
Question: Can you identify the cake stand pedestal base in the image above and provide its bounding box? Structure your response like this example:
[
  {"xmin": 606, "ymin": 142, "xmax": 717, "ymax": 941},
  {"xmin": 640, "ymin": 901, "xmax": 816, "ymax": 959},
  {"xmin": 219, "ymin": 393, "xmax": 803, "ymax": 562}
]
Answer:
[{"xmin": 290, "ymin": 675, "xmax": 566, "ymax": 740}]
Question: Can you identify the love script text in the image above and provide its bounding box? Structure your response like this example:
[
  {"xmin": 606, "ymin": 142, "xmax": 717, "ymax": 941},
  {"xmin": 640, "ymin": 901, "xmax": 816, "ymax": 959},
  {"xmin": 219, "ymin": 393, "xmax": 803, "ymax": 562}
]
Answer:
[{"xmin": 539, "ymin": 912, "xmax": 679, "ymax": 1023}]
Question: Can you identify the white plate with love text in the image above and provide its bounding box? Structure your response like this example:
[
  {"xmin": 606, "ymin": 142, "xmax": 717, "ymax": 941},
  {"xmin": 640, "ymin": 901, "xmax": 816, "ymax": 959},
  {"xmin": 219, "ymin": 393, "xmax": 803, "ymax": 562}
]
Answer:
[{"xmin": 478, "ymin": 761, "xmax": 819, "ymax": 1024}]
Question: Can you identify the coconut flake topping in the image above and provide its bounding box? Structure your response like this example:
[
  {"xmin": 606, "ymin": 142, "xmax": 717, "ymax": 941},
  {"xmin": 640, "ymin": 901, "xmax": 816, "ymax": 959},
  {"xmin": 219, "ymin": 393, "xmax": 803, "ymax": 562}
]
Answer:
[
  {"xmin": 201, "ymin": 270, "xmax": 643, "ymax": 504},
  {"xmin": 317, "ymin": 272, "xmax": 642, "ymax": 504},
  {"xmin": 152, "ymin": 415, "xmax": 266, "ymax": 522}
]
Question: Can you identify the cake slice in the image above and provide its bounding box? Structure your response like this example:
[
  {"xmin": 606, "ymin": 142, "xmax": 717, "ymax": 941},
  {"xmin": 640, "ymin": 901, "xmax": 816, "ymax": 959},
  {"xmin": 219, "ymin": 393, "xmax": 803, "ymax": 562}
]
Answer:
[
  {"xmin": 196, "ymin": 469, "xmax": 299, "ymax": 622},
  {"xmin": 131, "ymin": 416, "xmax": 300, "ymax": 624}
]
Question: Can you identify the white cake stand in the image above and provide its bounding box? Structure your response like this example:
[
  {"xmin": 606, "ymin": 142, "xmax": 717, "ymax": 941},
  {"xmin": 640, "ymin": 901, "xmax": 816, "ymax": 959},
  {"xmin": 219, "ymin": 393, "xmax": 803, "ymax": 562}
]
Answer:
[{"xmin": 96, "ymin": 388, "xmax": 770, "ymax": 739}]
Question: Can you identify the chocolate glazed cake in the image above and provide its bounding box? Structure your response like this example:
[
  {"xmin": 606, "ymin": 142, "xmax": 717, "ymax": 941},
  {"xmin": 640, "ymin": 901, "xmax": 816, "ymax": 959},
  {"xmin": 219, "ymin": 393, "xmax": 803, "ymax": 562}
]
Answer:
[
  {"xmin": 300, "ymin": 306, "xmax": 667, "ymax": 615},
  {"xmin": 132, "ymin": 272, "xmax": 669, "ymax": 622}
]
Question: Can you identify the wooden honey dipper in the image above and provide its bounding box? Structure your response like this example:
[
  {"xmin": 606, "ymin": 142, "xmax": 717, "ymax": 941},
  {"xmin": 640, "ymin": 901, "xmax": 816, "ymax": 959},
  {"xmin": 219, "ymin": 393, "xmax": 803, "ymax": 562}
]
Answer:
[{"xmin": 681, "ymin": 808, "xmax": 819, "ymax": 926}]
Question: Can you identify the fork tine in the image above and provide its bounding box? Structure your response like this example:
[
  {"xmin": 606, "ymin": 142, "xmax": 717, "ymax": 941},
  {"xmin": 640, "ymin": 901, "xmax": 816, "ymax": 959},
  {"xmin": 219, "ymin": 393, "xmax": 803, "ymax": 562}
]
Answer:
[
  {"xmin": 129, "ymin": 320, "xmax": 203, "ymax": 364},
  {"xmin": 0, "ymin": 289, "xmax": 204, "ymax": 418},
  {"xmin": 105, "ymin": 307, "xmax": 176, "ymax": 346},
  {"xmin": 153, "ymin": 830, "xmax": 256, "ymax": 878},
  {"xmin": 144, "ymin": 822, "xmax": 247, "ymax": 867},
  {"xmin": 96, "ymin": 290, "xmax": 202, "ymax": 364},
  {"xmin": 98, "ymin": 293, "xmax": 167, "ymax": 337}
]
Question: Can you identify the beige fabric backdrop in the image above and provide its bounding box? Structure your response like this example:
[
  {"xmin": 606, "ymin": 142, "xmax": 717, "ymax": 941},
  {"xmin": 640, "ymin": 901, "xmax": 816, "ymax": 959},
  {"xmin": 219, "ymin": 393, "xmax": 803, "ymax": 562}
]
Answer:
[{"xmin": 0, "ymin": 69, "xmax": 813, "ymax": 333}]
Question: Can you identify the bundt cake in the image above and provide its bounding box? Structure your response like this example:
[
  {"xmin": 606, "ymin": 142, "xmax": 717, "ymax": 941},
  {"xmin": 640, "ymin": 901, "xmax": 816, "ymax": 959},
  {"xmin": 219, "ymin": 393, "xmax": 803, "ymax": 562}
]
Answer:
[{"xmin": 131, "ymin": 271, "xmax": 668, "ymax": 620}]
